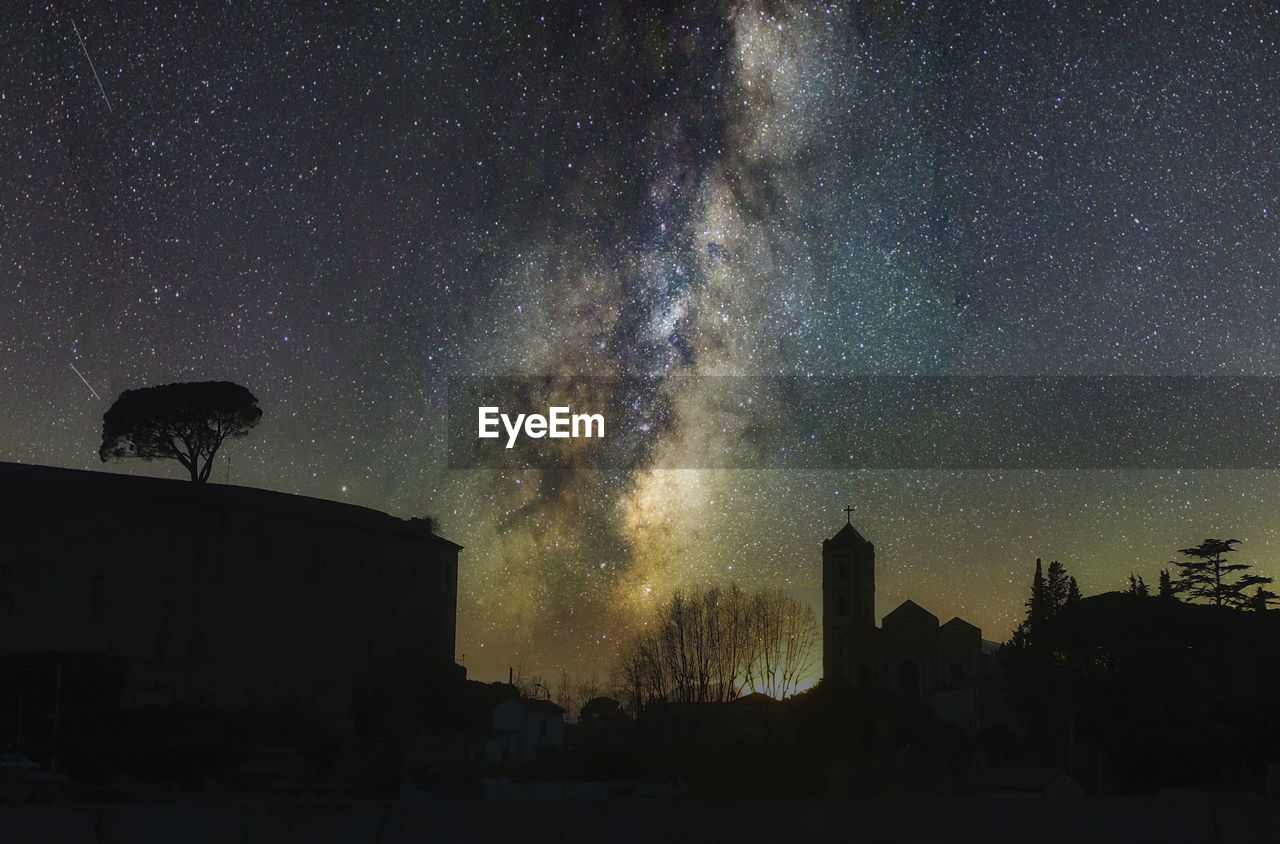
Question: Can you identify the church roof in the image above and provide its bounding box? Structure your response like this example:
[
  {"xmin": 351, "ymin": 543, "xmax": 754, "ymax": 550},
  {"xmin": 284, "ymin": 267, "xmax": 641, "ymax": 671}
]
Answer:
[
  {"xmin": 826, "ymin": 521, "xmax": 872, "ymax": 548},
  {"xmin": 884, "ymin": 598, "xmax": 940, "ymax": 625},
  {"xmin": 941, "ymin": 616, "xmax": 981, "ymax": 633}
]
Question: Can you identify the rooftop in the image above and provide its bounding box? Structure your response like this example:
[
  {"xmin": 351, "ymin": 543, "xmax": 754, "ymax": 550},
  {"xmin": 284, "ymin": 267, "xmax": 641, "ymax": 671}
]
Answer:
[{"xmin": 0, "ymin": 461, "xmax": 461, "ymax": 549}]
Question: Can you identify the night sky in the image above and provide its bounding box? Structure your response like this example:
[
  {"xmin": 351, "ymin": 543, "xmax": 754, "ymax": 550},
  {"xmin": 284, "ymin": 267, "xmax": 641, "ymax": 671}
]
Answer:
[{"xmin": 5, "ymin": 2, "xmax": 1280, "ymax": 683}]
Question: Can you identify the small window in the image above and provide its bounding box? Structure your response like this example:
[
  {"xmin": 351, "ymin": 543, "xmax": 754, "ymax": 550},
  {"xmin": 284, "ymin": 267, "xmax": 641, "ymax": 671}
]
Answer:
[
  {"xmin": 835, "ymin": 592, "xmax": 848, "ymax": 617},
  {"xmin": 539, "ymin": 718, "xmax": 549, "ymax": 738},
  {"xmin": 949, "ymin": 661, "xmax": 965, "ymax": 686}
]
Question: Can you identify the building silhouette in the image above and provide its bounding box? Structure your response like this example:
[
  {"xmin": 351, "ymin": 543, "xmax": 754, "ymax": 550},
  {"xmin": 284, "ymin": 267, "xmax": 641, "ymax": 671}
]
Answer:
[
  {"xmin": 0, "ymin": 461, "xmax": 461, "ymax": 778},
  {"xmin": 822, "ymin": 516, "xmax": 1002, "ymax": 734}
]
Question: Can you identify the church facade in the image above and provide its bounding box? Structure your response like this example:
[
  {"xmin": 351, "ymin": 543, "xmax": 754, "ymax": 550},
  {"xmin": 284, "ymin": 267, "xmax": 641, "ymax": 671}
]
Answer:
[{"xmin": 822, "ymin": 519, "xmax": 992, "ymax": 706}]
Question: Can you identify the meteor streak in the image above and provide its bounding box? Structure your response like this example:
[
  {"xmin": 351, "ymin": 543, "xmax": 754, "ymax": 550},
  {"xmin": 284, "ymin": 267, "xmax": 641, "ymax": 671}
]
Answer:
[
  {"xmin": 70, "ymin": 19, "xmax": 113, "ymax": 115},
  {"xmin": 69, "ymin": 363, "xmax": 101, "ymax": 400}
]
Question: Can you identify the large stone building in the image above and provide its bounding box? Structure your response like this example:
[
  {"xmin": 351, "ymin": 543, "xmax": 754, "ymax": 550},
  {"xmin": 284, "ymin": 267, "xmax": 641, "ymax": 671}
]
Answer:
[
  {"xmin": 0, "ymin": 461, "xmax": 461, "ymax": 739},
  {"xmin": 822, "ymin": 517, "xmax": 1001, "ymax": 732}
]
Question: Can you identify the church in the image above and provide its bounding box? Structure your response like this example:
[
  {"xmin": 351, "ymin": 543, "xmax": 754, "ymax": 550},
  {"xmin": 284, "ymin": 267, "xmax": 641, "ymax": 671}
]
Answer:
[{"xmin": 822, "ymin": 514, "xmax": 999, "ymax": 722}]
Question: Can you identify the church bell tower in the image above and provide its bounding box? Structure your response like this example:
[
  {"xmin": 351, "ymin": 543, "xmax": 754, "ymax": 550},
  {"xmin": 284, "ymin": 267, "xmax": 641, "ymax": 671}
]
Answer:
[{"xmin": 823, "ymin": 507, "xmax": 876, "ymax": 684}]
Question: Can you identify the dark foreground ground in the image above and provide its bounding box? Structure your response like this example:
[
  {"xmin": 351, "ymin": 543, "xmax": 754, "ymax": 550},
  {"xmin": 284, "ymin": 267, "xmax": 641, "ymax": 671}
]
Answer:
[{"xmin": 1, "ymin": 797, "xmax": 1278, "ymax": 844}]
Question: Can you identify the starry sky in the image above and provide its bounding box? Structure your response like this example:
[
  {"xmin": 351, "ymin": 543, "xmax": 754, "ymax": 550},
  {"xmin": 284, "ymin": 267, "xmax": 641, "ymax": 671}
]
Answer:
[{"xmin": 4, "ymin": 1, "xmax": 1280, "ymax": 683}]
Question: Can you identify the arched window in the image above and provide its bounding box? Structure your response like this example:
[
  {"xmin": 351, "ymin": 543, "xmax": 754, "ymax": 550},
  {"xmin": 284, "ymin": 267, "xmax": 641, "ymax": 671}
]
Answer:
[
  {"xmin": 948, "ymin": 661, "xmax": 965, "ymax": 686},
  {"xmin": 836, "ymin": 592, "xmax": 848, "ymax": 617},
  {"xmin": 855, "ymin": 663, "xmax": 872, "ymax": 687}
]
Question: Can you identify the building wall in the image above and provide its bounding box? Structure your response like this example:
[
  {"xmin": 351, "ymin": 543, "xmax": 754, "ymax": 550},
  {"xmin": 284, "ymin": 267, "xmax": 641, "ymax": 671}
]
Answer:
[
  {"xmin": 882, "ymin": 602, "xmax": 940, "ymax": 698},
  {"xmin": 847, "ymin": 627, "xmax": 880, "ymax": 687},
  {"xmin": 0, "ymin": 462, "xmax": 460, "ymax": 721},
  {"xmin": 938, "ymin": 619, "xmax": 983, "ymax": 685},
  {"xmin": 489, "ymin": 699, "xmax": 565, "ymax": 763}
]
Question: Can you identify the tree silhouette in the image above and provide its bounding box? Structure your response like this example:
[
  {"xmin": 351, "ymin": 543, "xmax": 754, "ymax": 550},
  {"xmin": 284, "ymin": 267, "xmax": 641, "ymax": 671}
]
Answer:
[
  {"xmin": 1010, "ymin": 558, "xmax": 1079, "ymax": 655},
  {"xmin": 616, "ymin": 584, "xmax": 818, "ymax": 710},
  {"xmin": 1170, "ymin": 538, "xmax": 1273, "ymax": 609},
  {"xmin": 743, "ymin": 587, "xmax": 820, "ymax": 699},
  {"xmin": 99, "ymin": 381, "xmax": 262, "ymax": 483},
  {"xmin": 1046, "ymin": 560, "xmax": 1071, "ymax": 610},
  {"xmin": 1158, "ymin": 568, "xmax": 1175, "ymax": 599},
  {"xmin": 1026, "ymin": 558, "xmax": 1050, "ymax": 629},
  {"xmin": 1248, "ymin": 585, "xmax": 1279, "ymax": 612},
  {"xmin": 1065, "ymin": 576, "xmax": 1082, "ymax": 605}
]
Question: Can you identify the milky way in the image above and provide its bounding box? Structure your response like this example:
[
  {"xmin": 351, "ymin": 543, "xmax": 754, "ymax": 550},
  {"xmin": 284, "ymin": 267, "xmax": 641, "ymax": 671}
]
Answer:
[{"xmin": 4, "ymin": 2, "xmax": 1280, "ymax": 681}]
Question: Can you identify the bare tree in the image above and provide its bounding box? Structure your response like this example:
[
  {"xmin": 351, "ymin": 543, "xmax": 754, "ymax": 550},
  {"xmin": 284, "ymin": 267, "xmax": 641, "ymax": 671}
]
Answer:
[
  {"xmin": 554, "ymin": 669, "xmax": 575, "ymax": 721},
  {"xmin": 576, "ymin": 672, "xmax": 604, "ymax": 709},
  {"xmin": 773, "ymin": 590, "xmax": 820, "ymax": 698},
  {"xmin": 743, "ymin": 588, "xmax": 819, "ymax": 698},
  {"xmin": 616, "ymin": 584, "xmax": 819, "ymax": 709},
  {"xmin": 618, "ymin": 628, "xmax": 666, "ymax": 714},
  {"xmin": 710, "ymin": 584, "xmax": 753, "ymax": 702}
]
